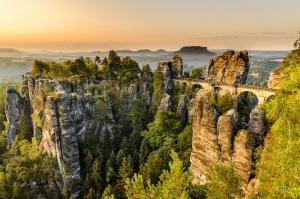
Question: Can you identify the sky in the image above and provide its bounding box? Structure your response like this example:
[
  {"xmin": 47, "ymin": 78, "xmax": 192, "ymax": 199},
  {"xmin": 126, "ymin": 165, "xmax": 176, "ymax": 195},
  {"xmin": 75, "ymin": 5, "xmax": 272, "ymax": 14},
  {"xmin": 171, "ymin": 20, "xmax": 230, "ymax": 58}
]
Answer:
[{"xmin": 0, "ymin": 0, "xmax": 299, "ymax": 51}]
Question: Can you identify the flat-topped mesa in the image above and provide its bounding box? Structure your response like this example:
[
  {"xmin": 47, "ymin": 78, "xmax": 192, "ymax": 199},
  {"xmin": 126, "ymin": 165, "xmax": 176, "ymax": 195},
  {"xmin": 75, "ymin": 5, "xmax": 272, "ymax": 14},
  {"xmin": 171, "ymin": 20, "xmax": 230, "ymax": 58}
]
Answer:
[
  {"xmin": 177, "ymin": 46, "xmax": 216, "ymax": 56},
  {"xmin": 205, "ymin": 50, "xmax": 250, "ymax": 85}
]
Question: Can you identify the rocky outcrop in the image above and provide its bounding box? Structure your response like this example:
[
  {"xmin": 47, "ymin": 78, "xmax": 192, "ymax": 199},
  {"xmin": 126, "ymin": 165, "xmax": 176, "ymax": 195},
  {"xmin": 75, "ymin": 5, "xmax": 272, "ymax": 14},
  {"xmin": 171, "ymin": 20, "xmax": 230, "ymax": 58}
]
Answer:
[
  {"xmin": 5, "ymin": 86, "xmax": 25, "ymax": 146},
  {"xmin": 190, "ymin": 90, "xmax": 220, "ymax": 184},
  {"xmin": 41, "ymin": 92, "xmax": 96, "ymax": 197},
  {"xmin": 172, "ymin": 54, "xmax": 183, "ymax": 78},
  {"xmin": 267, "ymin": 68, "xmax": 284, "ymax": 89},
  {"xmin": 268, "ymin": 49, "xmax": 300, "ymax": 89},
  {"xmin": 205, "ymin": 50, "xmax": 249, "ymax": 84},
  {"xmin": 217, "ymin": 109, "xmax": 240, "ymax": 163},
  {"xmin": 190, "ymin": 88, "xmax": 267, "ymax": 186},
  {"xmin": 5, "ymin": 73, "xmax": 154, "ymax": 197},
  {"xmin": 232, "ymin": 129, "xmax": 255, "ymax": 184},
  {"xmin": 248, "ymin": 108, "xmax": 266, "ymax": 146},
  {"xmin": 160, "ymin": 93, "xmax": 172, "ymax": 111},
  {"xmin": 176, "ymin": 95, "xmax": 188, "ymax": 130}
]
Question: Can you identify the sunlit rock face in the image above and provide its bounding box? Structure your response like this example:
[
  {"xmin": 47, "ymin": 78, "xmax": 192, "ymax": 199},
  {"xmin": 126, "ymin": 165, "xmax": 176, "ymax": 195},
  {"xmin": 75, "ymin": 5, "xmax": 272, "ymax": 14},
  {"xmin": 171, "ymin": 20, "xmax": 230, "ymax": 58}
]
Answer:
[
  {"xmin": 267, "ymin": 68, "xmax": 285, "ymax": 89},
  {"xmin": 205, "ymin": 50, "xmax": 250, "ymax": 84},
  {"xmin": 190, "ymin": 90, "xmax": 220, "ymax": 184},
  {"xmin": 190, "ymin": 93, "xmax": 267, "ymax": 186},
  {"xmin": 268, "ymin": 49, "xmax": 300, "ymax": 89},
  {"xmin": 172, "ymin": 54, "xmax": 183, "ymax": 78}
]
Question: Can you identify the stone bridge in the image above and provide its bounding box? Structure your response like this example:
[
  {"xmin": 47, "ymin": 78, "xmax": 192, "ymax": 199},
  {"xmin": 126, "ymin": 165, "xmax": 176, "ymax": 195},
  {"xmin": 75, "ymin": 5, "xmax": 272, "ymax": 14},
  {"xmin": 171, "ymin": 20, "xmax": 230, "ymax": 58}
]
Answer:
[{"xmin": 173, "ymin": 78, "xmax": 276, "ymax": 105}]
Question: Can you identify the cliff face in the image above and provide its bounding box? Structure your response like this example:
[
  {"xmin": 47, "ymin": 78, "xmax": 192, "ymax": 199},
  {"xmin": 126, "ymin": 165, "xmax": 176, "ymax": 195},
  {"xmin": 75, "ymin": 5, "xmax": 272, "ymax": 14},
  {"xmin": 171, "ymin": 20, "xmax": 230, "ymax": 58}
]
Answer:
[
  {"xmin": 190, "ymin": 50, "xmax": 268, "ymax": 188},
  {"xmin": 190, "ymin": 90, "xmax": 219, "ymax": 184},
  {"xmin": 5, "ymin": 73, "xmax": 153, "ymax": 197},
  {"xmin": 268, "ymin": 49, "xmax": 300, "ymax": 89},
  {"xmin": 5, "ymin": 86, "xmax": 27, "ymax": 146},
  {"xmin": 205, "ymin": 50, "xmax": 250, "ymax": 84},
  {"xmin": 190, "ymin": 95, "xmax": 266, "ymax": 186}
]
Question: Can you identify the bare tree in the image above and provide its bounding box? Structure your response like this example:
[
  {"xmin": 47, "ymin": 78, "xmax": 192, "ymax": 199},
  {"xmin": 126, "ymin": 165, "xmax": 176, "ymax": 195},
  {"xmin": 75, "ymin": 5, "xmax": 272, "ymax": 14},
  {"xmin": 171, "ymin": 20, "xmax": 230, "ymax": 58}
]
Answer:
[{"xmin": 294, "ymin": 31, "xmax": 300, "ymax": 49}]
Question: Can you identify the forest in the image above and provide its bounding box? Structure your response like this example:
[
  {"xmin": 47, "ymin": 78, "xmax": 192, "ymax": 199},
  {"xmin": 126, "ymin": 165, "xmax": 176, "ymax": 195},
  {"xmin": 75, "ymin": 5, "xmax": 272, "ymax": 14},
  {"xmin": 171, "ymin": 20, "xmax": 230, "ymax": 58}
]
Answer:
[{"xmin": 0, "ymin": 48, "xmax": 299, "ymax": 199}]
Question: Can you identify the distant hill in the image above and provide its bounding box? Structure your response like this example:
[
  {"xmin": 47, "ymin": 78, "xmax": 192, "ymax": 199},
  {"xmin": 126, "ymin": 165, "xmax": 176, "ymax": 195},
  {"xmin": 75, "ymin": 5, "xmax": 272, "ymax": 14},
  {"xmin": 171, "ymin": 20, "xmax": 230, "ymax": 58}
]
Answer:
[
  {"xmin": 175, "ymin": 46, "xmax": 216, "ymax": 56},
  {"xmin": 0, "ymin": 48, "xmax": 23, "ymax": 54}
]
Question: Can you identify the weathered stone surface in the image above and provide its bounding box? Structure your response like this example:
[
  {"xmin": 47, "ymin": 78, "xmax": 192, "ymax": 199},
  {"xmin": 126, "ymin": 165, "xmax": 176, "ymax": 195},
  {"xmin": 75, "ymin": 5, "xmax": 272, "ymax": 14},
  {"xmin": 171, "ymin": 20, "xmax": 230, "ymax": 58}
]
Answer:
[
  {"xmin": 217, "ymin": 109, "xmax": 240, "ymax": 163},
  {"xmin": 248, "ymin": 108, "xmax": 266, "ymax": 146},
  {"xmin": 160, "ymin": 93, "xmax": 172, "ymax": 111},
  {"xmin": 205, "ymin": 50, "xmax": 249, "ymax": 84},
  {"xmin": 267, "ymin": 67, "xmax": 285, "ymax": 89},
  {"xmin": 232, "ymin": 129, "xmax": 255, "ymax": 185},
  {"xmin": 190, "ymin": 90, "xmax": 220, "ymax": 184},
  {"xmin": 176, "ymin": 95, "xmax": 188, "ymax": 130},
  {"xmin": 5, "ymin": 86, "xmax": 23, "ymax": 146},
  {"xmin": 172, "ymin": 54, "xmax": 183, "ymax": 78},
  {"xmin": 41, "ymin": 91, "xmax": 96, "ymax": 197},
  {"xmin": 190, "ymin": 91, "xmax": 267, "ymax": 188}
]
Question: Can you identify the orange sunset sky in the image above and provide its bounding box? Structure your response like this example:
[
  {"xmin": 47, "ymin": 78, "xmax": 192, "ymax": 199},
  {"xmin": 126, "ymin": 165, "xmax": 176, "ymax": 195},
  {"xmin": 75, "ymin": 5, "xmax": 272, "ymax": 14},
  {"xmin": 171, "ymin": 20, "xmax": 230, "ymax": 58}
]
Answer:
[{"xmin": 0, "ymin": 0, "xmax": 299, "ymax": 51}]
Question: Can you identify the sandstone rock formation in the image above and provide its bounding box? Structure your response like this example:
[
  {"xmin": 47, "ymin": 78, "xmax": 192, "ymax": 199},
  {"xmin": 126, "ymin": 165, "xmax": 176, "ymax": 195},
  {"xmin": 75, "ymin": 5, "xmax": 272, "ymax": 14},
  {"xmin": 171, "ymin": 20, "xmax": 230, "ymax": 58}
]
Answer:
[
  {"xmin": 4, "ymin": 73, "xmax": 154, "ymax": 197},
  {"xmin": 205, "ymin": 50, "xmax": 250, "ymax": 84},
  {"xmin": 248, "ymin": 108, "xmax": 266, "ymax": 146},
  {"xmin": 41, "ymin": 92, "xmax": 96, "ymax": 197},
  {"xmin": 217, "ymin": 109, "xmax": 240, "ymax": 163},
  {"xmin": 190, "ymin": 90, "xmax": 219, "ymax": 184},
  {"xmin": 190, "ymin": 87, "xmax": 267, "ymax": 186},
  {"xmin": 176, "ymin": 95, "xmax": 188, "ymax": 130},
  {"xmin": 232, "ymin": 129, "xmax": 255, "ymax": 184},
  {"xmin": 268, "ymin": 49, "xmax": 300, "ymax": 89},
  {"xmin": 267, "ymin": 68, "xmax": 284, "ymax": 89},
  {"xmin": 172, "ymin": 54, "xmax": 183, "ymax": 78},
  {"xmin": 5, "ymin": 86, "xmax": 24, "ymax": 146}
]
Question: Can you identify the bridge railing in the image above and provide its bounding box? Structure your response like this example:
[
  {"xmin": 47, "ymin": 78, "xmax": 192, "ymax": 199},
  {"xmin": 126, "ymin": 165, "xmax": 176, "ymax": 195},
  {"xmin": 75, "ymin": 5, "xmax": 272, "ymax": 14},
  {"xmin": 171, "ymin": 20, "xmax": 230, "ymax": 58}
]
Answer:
[{"xmin": 173, "ymin": 78, "xmax": 276, "ymax": 92}]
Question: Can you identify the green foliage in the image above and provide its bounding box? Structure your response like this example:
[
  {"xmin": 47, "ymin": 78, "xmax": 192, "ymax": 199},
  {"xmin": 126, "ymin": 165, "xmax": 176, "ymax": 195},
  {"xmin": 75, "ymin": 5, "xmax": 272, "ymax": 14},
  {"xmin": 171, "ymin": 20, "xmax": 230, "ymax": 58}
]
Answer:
[
  {"xmin": 129, "ymin": 98, "xmax": 152, "ymax": 133},
  {"xmin": 141, "ymin": 111, "xmax": 180, "ymax": 149},
  {"xmin": 206, "ymin": 163, "xmax": 243, "ymax": 199},
  {"xmin": 17, "ymin": 112, "xmax": 32, "ymax": 140},
  {"xmin": 177, "ymin": 125, "xmax": 192, "ymax": 168},
  {"xmin": 153, "ymin": 65, "xmax": 165, "ymax": 109},
  {"xmin": 139, "ymin": 148, "xmax": 171, "ymax": 185},
  {"xmin": 125, "ymin": 151, "xmax": 191, "ymax": 199},
  {"xmin": 257, "ymin": 50, "xmax": 300, "ymax": 199},
  {"xmin": 188, "ymin": 184, "xmax": 207, "ymax": 199},
  {"xmin": 0, "ymin": 138, "xmax": 58, "ymax": 199},
  {"xmin": 209, "ymin": 92, "xmax": 234, "ymax": 114},
  {"xmin": 0, "ymin": 83, "xmax": 8, "ymax": 132},
  {"xmin": 31, "ymin": 112, "xmax": 44, "ymax": 129},
  {"xmin": 190, "ymin": 68, "xmax": 203, "ymax": 79},
  {"xmin": 141, "ymin": 64, "xmax": 152, "ymax": 74},
  {"xmin": 102, "ymin": 50, "xmax": 122, "ymax": 78},
  {"xmin": 31, "ymin": 57, "xmax": 99, "ymax": 80},
  {"xmin": 0, "ymin": 132, "xmax": 6, "ymax": 155},
  {"xmin": 118, "ymin": 56, "xmax": 141, "ymax": 87}
]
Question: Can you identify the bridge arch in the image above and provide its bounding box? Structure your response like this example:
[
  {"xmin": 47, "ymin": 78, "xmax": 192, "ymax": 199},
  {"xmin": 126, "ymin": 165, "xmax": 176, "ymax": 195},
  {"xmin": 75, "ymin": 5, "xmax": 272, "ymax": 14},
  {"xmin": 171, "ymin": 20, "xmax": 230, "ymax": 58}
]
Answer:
[
  {"xmin": 265, "ymin": 94, "xmax": 275, "ymax": 103},
  {"xmin": 189, "ymin": 84, "xmax": 204, "ymax": 98},
  {"xmin": 237, "ymin": 91, "xmax": 259, "ymax": 123}
]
